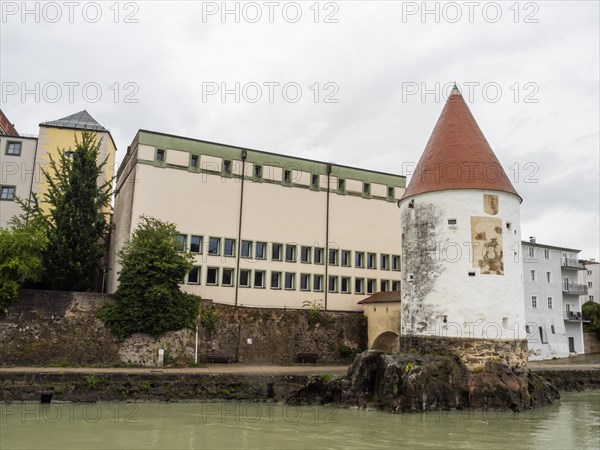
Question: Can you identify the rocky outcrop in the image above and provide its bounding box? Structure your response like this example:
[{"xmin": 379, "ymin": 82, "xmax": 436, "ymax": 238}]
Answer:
[{"xmin": 287, "ymin": 351, "xmax": 559, "ymax": 412}]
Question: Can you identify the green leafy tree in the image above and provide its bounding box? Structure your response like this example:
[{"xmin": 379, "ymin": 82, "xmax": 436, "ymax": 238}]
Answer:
[
  {"xmin": 19, "ymin": 131, "xmax": 112, "ymax": 291},
  {"xmin": 583, "ymin": 301, "xmax": 600, "ymax": 333},
  {"xmin": 97, "ymin": 216, "xmax": 201, "ymax": 338},
  {"xmin": 0, "ymin": 221, "xmax": 47, "ymax": 314}
]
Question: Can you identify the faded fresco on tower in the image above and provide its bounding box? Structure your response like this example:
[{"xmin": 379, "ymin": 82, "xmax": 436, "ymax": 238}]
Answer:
[
  {"xmin": 483, "ymin": 194, "xmax": 499, "ymax": 215},
  {"xmin": 471, "ymin": 216, "xmax": 504, "ymax": 275}
]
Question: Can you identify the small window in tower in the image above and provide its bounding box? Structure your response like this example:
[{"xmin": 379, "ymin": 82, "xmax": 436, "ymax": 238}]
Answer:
[
  {"xmin": 448, "ymin": 219, "xmax": 457, "ymax": 225},
  {"xmin": 506, "ymin": 222, "xmax": 512, "ymax": 230},
  {"xmin": 468, "ymin": 271, "xmax": 476, "ymax": 277},
  {"xmin": 311, "ymin": 174, "xmax": 319, "ymax": 189},
  {"xmin": 190, "ymin": 155, "xmax": 198, "ymax": 168},
  {"xmin": 156, "ymin": 149, "xmax": 165, "ymax": 161},
  {"xmin": 408, "ymin": 273, "xmax": 414, "ymax": 283},
  {"xmin": 283, "ymin": 170, "xmax": 291, "ymax": 184}
]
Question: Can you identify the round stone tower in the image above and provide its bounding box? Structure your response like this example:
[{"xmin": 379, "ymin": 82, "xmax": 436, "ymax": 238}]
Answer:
[{"xmin": 399, "ymin": 86, "xmax": 527, "ymax": 368}]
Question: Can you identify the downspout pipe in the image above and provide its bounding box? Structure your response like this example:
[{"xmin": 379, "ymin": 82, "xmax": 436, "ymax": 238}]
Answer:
[{"xmin": 234, "ymin": 150, "xmax": 247, "ymax": 308}]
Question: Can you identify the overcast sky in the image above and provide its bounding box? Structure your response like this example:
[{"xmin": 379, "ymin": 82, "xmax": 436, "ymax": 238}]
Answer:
[{"xmin": 1, "ymin": 1, "xmax": 598, "ymax": 257}]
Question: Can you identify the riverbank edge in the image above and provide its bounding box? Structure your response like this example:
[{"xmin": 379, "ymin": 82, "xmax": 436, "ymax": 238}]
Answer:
[{"xmin": 1, "ymin": 368, "xmax": 598, "ymax": 404}]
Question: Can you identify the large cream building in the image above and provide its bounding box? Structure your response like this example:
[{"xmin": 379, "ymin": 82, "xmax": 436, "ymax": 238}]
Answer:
[{"xmin": 109, "ymin": 130, "xmax": 406, "ymax": 310}]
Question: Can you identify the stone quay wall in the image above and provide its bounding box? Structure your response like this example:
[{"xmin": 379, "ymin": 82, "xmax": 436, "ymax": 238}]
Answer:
[{"xmin": 0, "ymin": 290, "xmax": 367, "ymax": 367}]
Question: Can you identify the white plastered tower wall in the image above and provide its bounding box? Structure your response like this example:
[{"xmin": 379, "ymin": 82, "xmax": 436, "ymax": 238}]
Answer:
[{"xmin": 399, "ymin": 189, "xmax": 525, "ymax": 340}]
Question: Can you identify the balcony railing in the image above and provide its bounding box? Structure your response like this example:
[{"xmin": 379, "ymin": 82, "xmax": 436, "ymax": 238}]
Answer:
[
  {"xmin": 564, "ymin": 311, "xmax": 585, "ymax": 321},
  {"xmin": 561, "ymin": 258, "xmax": 586, "ymax": 270},
  {"xmin": 562, "ymin": 282, "xmax": 588, "ymax": 295}
]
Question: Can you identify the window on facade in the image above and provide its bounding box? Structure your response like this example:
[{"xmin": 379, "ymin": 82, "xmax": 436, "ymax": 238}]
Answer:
[
  {"xmin": 392, "ymin": 255, "xmax": 401, "ymax": 271},
  {"xmin": 300, "ymin": 246, "xmax": 312, "ymax": 263},
  {"xmin": 551, "ymin": 325, "xmax": 555, "ymax": 334},
  {"xmin": 272, "ymin": 243, "xmax": 283, "ymax": 261},
  {"xmin": 355, "ymin": 278, "xmax": 365, "ymax": 294},
  {"xmin": 363, "ymin": 183, "xmax": 370, "ymax": 195},
  {"xmin": 190, "ymin": 155, "xmax": 198, "ymax": 167},
  {"xmin": 254, "ymin": 164, "xmax": 262, "ymax": 179},
  {"xmin": 590, "ymin": 295, "xmax": 595, "ymax": 302},
  {"xmin": 285, "ymin": 272, "xmax": 295, "ymax": 290},
  {"xmin": 341, "ymin": 250, "xmax": 351, "ymax": 267},
  {"xmin": 187, "ymin": 267, "xmax": 200, "ymax": 284},
  {"xmin": 283, "ymin": 170, "xmax": 291, "ymax": 184},
  {"xmin": 223, "ymin": 160, "xmax": 232, "ymax": 174},
  {"xmin": 531, "ymin": 296, "xmax": 537, "ymax": 308},
  {"xmin": 341, "ymin": 277, "xmax": 350, "ymax": 294},
  {"xmin": 222, "ymin": 268, "xmax": 234, "ymax": 286},
  {"xmin": 528, "ymin": 247, "xmax": 535, "ymax": 258},
  {"xmin": 156, "ymin": 149, "xmax": 165, "ymax": 161},
  {"xmin": 448, "ymin": 219, "xmax": 457, "ymax": 225},
  {"xmin": 328, "ymin": 276, "xmax": 338, "ymax": 293},
  {"xmin": 254, "ymin": 270, "xmax": 265, "ymax": 288},
  {"xmin": 239, "ymin": 270, "xmax": 251, "ymax": 287},
  {"xmin": 546, "ymin": 271, "xmax": 551, "ymax": 283},
  {"xmin": 206, "ymin": 267, "xmax": 219, "ymax": 285},
  {"xmin": 0, "ymin": 186, "xmax": 16, "ymax": 201},
  {"xmin": 285, "ymin": 244, "xmax": 297, "ymax": 262},
  {"xmin": 271, "ymin": 271, "xmax": 281, "ymax": 289},
  {"xmin": 241, "ymin": 240, "xmax": 252, "ymax": 258},
  {"xmin": 530, "ymin": 270, "xmax": 536, "ymax": 282},
  {"xmin": 589, "ymin": 282, "xmax": 593, "ymax": 288},
  {"xmin": 381, "ymin": 254, "xmax": 390, "ymax": 270},
  {"xmin": 311, "ymin": 174, "xmax": 319, "ymax": 189},
  {"xmin": 367, "ymin": 279, "xmax": 376, "ymax": 294},
  {"xmin": 300, "ymin": 274, "xmax": 310, "ymax": 291},
  {"xmin": 587, "ymin": 270, "xmax": 592, "ymax": 275},
  {"xmin": 208, "ymin": 237, "xmax": 220, "ymax": 255},
  {"xmin": 547, "ymin": 297, "xmax": 553, "ymax": 309},
  {"xmin": 367, "ymin": 253, "xmax": 376, "ymax": 269},
  {"xmin": 313, "ymin": 275, "xmax": 323, "ymax": 292},
  {"xmin": 392, "ymin": 280, "xmax": 400, "ymax": 291},
  {"xmin": 224, "ymin": 238, "xmax": 236, "ymax": 257},
  {"xmin": 176, "ymin": 234, "xmax": 187, "ymax": 252},
  {"xmin": 544, "ymin": 249, "xmax": 550, "ymax": 260},
  {"xmin": 190, "ymin": 235, "xmax": 202, "ymax": 253},
  {"xmin": 255, "ymin": 242, "xmax": 266, "ymax": 259},
  {"xmin": 338, "ymin": 179, "xmax": 345, "ymax": 192},
  {"xmin": 539, "ymin": 326, "xmax": 547, "ymax": 344},
  {"xmin": 6, "ymin": 141, "xmax": 22, "ymax": 156},
  {"xmin": 380, "ymin": 280, "xmax": 389, "ymax": 292},
  {"xmin": 355, "ymin": 252, "xmax": 365, "ymax": 268},
  {"xmin": 314, "ymin": 247, "xmax": 324, "ymax": 264},
  {"xmin": 328, "ymin": 248, "xmax": 338, "ymax": 266}
]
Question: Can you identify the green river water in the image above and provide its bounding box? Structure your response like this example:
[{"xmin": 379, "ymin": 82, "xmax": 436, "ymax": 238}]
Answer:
[{"xmin": 1, "ymin": 391, "xmax": 598, "ymax": 449}]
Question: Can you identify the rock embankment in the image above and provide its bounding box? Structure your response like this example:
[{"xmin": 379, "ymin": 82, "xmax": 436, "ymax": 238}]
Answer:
[{"xmin": 287, "ymin": 351, "xmax": 560, "ymax": 412}]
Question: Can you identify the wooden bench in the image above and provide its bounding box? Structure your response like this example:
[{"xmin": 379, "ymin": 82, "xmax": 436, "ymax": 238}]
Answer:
[
  {"xmin": 206, "ymin": 353, "xmax": 235, "ymax": 363},
  {"xmin": 296, "ymin": 353, "xmax": 318, "ymax": 364}
]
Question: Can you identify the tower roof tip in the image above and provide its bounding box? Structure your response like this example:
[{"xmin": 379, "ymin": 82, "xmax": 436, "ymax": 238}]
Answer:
[{"xmin": 451, "ymin": 82, "xmax": 461, "ymax": 96}]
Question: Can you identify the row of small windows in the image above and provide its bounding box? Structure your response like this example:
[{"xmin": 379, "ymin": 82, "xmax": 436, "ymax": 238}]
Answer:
[
  {"xmin": 531, "ymin": 296, "xmax": 553, "ymax": 309},
  {"xmin": 4, "ymin": 141, "xmax": 22, "ymax": 156},
  {"xmin": 186, "ymin": 266, "xmax": 400, "ymax": 294},
  {"xmin": 177, "ymin": 234, "xmax": 401, "ymax": 270},
  {"xmin": 156, "ymin": 149, "xmax": 397, "ymax": 199},
  {"xmin": 529, "ymin": 270, "xmax": 553, "ymax": 283}
]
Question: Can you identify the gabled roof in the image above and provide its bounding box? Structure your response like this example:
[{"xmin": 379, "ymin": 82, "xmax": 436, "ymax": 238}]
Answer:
[
  {"xmin": 40, "ymin": 110, "xmax": 107, "ymax": 132},
  {"xmin": 357, "ymin": 290, "xmax": 401, "ymax": 304},
  {"xmin": 402, "ymin": 86, "xmax": 521, "ymax": 202}
]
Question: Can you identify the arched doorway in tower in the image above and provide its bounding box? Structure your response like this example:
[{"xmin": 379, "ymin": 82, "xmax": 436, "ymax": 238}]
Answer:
[{"xmin": 371, "ymin": 331, "xmax": 400, "ymax": 352}]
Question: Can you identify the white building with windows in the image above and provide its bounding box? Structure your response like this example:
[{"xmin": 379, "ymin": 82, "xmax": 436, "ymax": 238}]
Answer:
[
  {"xmin": 109, "ymin": 130, "xmax": 405, "ymax": 311},
  {"xmin": 581, "ymin": 259, "xmax": 599, "ymax": 304},
  {"xmin": 522, "ymin": 237, "xmax": 588, "ymax": 359},
  {"xmin": 0, "ymin": 134, "xmax": 38, "ymax": 227}
]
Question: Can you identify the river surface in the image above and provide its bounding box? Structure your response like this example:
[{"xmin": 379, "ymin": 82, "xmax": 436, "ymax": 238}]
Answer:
[{"xmin": 1, "ymin": 392, "xmax": 598, "ymax": 449}]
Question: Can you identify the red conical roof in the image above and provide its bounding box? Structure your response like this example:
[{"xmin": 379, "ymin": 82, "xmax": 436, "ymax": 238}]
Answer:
[{"xmin": 402, "ymin": 87, "xmax": 521, "ymax": 202}]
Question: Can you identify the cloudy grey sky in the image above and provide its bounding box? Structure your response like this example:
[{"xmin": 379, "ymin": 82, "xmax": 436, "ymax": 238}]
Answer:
[{"xmin": 1, "ymin": 1, "xmax": 598, "ymax": 257}]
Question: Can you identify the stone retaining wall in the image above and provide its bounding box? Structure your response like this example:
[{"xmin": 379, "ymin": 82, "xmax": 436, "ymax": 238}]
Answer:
[
  {"xmin": 0, "ymin": 290, "xmax": 367, "ymax": 367},
  {"xmin": 583, "ymin": 331, "xmax": 600, "ymax": 354},
  {"xmin": 400, "ymin": 335, "xmax": 529, "ymax": 371}
]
